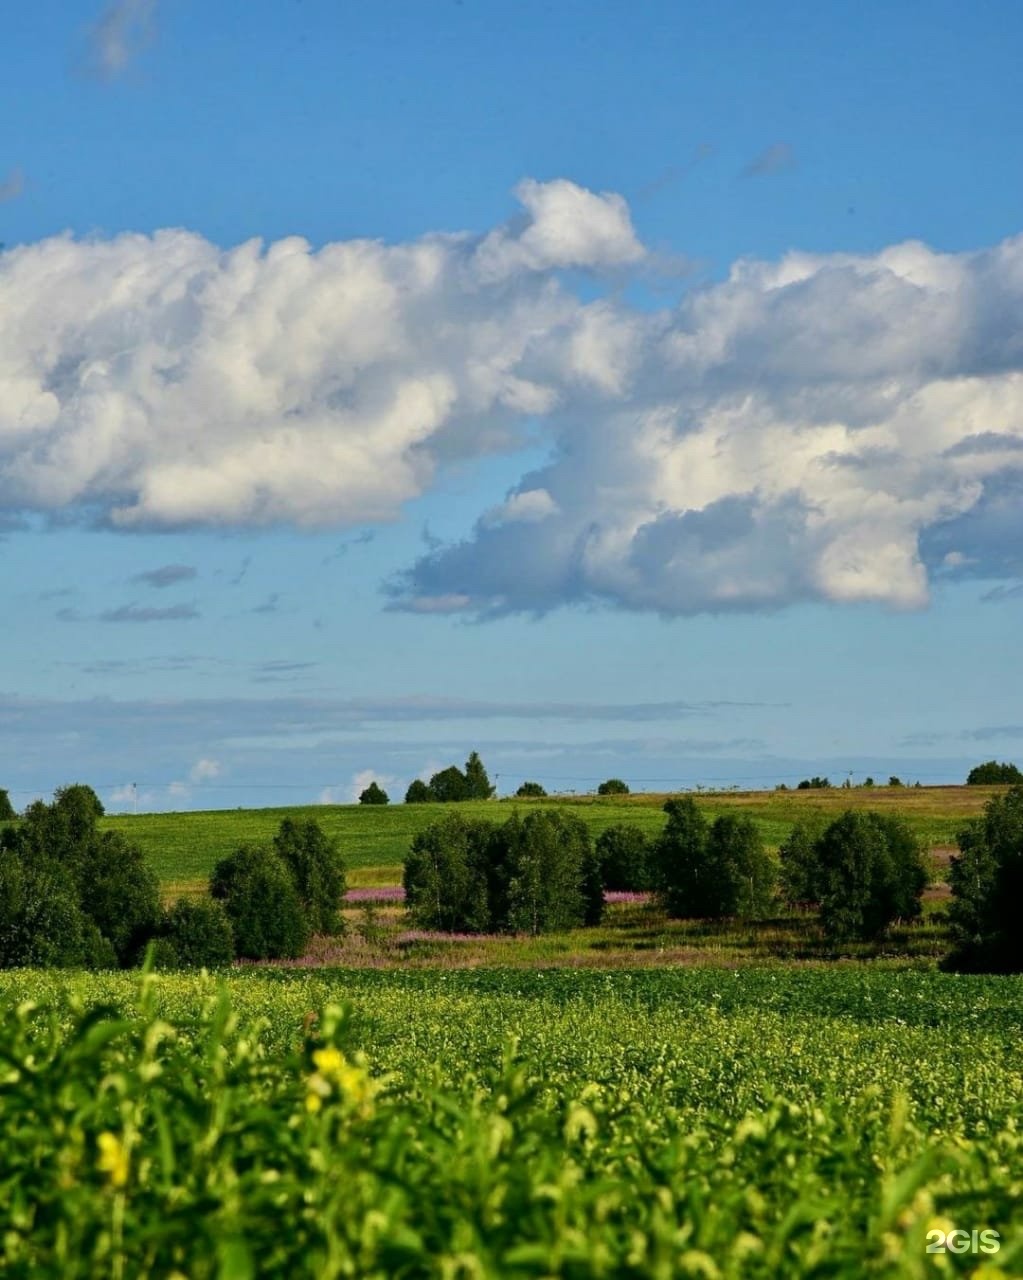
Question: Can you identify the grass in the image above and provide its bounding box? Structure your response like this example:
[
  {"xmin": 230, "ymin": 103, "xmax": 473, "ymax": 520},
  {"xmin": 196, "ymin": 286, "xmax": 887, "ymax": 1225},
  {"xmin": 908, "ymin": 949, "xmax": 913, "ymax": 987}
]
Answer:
[{"xmin": 101, "ymin": 784, "xmax": 996, "ymax": 896}]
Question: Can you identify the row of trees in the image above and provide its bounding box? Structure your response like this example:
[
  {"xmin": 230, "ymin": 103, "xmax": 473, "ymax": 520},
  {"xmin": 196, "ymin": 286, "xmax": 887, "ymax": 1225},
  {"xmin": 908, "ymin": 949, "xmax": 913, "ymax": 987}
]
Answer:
[{"xmin": 404, "ymin": 752, "xmax": 495, "ymax": 804}]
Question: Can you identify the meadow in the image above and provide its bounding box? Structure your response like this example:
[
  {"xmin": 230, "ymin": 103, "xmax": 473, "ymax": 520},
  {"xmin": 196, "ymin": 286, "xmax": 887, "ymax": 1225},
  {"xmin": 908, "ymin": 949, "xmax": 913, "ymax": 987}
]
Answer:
[
  {"xmin": 101, "ymin": 784, "xmax": 995, "ymax": 898},
  {"xmin": 1, "ymin": 965, "xmax": 1020, "ymax": 1276}
]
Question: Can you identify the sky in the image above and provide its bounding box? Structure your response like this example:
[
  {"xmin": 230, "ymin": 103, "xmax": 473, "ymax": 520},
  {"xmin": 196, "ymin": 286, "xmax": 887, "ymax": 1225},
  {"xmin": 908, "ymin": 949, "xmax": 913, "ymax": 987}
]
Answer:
[{"xmin": 1, "ymin": 0, "xmax": 1022, "ymax": 811}]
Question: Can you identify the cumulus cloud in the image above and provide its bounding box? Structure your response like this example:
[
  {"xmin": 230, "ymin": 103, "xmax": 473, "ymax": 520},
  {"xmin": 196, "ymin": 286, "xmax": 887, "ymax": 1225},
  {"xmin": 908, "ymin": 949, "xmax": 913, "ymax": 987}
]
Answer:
[
  {"xmin": 4, "ymin": 179, "xmax": 1023, "ymax": 617},
  {"xmin": 86, "ymin": 0, "xmax": 157, "ymax": 80},
  {"xmin": 0, "ymin": 179, "xmax": 638, "ymax": 529},
  {"xmin": 189, "ymin": 756, "xmax": 221, "ymax": 782}
]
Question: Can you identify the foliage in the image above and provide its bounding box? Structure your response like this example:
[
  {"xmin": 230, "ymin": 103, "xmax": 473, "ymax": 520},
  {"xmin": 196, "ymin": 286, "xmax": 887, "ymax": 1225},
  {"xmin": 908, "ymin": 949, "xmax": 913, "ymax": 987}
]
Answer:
[
  {"xmin": 656, "ymin": 804, "xmax": 776, "ymax": 919},
  {"xmin": 948, "ymin": 784, "xmax": 1023, "ymax": 970},
  {"xmin": 427, "ymin": 765, "xmax": 468, "ymax": 802},
  {"xmin": 463, "ymin": 750, "xmax": 495, "ymax": 800},
  {"xmin": 797, "ymin": 776, "xmax": 831, "ymax": 790},
  {"xmin": 0, "ymin": 788, "xmax": 15, "ymax": 821},
  {"xmin": 402, "ymin": 812, "xmax": 493, "ymax": 933},
  {"xmin": 652, "ymin": 796, "xmax": 709, "ymax": 916},
  {"xmin": 210, "ymin": 844, "xmax": 309, "ymax": 960},
  {"xmin": 595, "ymin": 823, "xmax": 652, "ymax": 891},
  {"xmin": 515, "ymin": 781, "xmax": 547, "ymax": 797},
  {"xmin": 1, "ymin": 970, "xmax": 1022, "ymax": 1277},
  {"xmin": 778, "ymin": 818, "xmax": 826, "ymax": 905},
  {"xmin": 273, "ymin": 817, "xmax": 347, "ymax": 936},
  {"xmin": 358, "ymin": 781, "xmax": 389, "ymax": 805},
  {"xmin": 597, "ymin": 777, "xmax": 630, "ymax": 795},
  {"xmin": 967, "ymin": 759, "xmax": 1023, "ymax": 785},
  {"xmin": 77, "ymin": 831, "xmax": 162, "ymax": 966},
  {"xmin": 161, "ymin": 898, "xmax": 235, "ymax": 968},
  {"xmin": 815, "ymin": 812, "xmax": 927, "ymax": 942},
  {"xmin": 403, "ymin": 779, "xmax": 432, "ymax": 804}
]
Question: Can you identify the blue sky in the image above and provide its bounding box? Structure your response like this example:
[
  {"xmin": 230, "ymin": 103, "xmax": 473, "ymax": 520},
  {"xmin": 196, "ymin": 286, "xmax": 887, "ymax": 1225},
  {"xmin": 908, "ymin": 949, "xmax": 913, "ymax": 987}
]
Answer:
[{"xmin": 1, "ymin": 0, "xmax": 1022, "ymax": 810}]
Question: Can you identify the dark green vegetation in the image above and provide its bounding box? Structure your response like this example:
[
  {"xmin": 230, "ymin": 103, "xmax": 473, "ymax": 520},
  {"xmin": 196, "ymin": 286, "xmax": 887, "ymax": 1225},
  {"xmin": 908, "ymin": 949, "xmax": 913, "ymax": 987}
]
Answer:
[
  {"xmin": 0, "ymin": 966, "xmax": 1020, "ymax": 1277},
  {"xmin": 655, "ymin": 799, "xmax": 776, "ymax": 920},
  {"xmin": 358, "ymin": 781, "xmax": 389, "ymax": 805},
  {"xmin": 948, "ymin": 784, "xmax": 1023, "ymax": 971},
  {"xmin": 404, "ymin": 750, "xmax": 496, "ymax": 804},
  {"xmin": 403, "ymin": 809, "xmax": 603, "ymax": 935},
  {"xmin": 596, "ymin": 777, "xmax": 630, "ymax": 795},
  {"xmin": 967, "ymin": 759, "xmax": 1023, "ymax": 785}
]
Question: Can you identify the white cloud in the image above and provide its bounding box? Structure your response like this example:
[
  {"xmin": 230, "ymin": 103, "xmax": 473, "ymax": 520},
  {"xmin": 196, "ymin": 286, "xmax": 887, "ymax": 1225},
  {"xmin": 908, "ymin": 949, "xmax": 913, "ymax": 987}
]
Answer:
[
  {"xmin": 87, "ymin": 0, "xmax": 157, "ymax": 80},
  {"xmin": 189, "ymin": 757, "xmax": 221, "ymax": 783},
  {"xmin": 345, "ymin": 768, "xmax": 401, "ymax": 802}
]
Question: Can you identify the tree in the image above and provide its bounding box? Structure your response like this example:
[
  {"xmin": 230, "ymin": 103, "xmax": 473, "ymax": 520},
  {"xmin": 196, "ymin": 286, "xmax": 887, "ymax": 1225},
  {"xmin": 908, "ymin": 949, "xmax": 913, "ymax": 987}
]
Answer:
[
  {"xmin": 967, "ymin": 760, "xmax": 1023, "ymax": 785},
  {"xmin": 404, "ymin": 779, "xmax": 432, "ymax": 804},
  {"xmin": 778, "ymin": 819, "xmax": 826, "ymax": 906},
  {"xmin": 515, "ymin": 781, "xmax": 547, "ymax": 798},
  {"xmin": 706, "ymin": 815, "xmax": 777, "ymax": 918},
  {"xmin": 78, "ymin": 831, "xmax": 162, "ymax": 966},
  {"xmin": 0, "ymin": 789, "xmax": 15, "ymax": 821},
  {"xmin": 947, "ymin": 785, "xmax": 1023, "ymax": 970},
  {"xmin": 797, "ymin": 776, "xmax": 831, "ymax": 790},
  {"xmin": 428, "ymin": 766, "xmax": 468, "ymax": 803},
  {"xmin": 403, "ymin": 813, "xmax": 493, "ymax": 932},
  {"xmin": 359, "ymin": 781, "xmax": 389, "ymax": 805},
  {"xmin": 273, "ymin": 818, "xmax": 346, "ymax": 936},
  {"xmin": 652, "ymin": 797, "xmax": 709, "ymax": 917},
  {"xmin": 814, "ymin": 811, "xmax": 926, "ymax": 942},
  {"xmin": 210, "ymin": 845, "xmax": 308, "ymax": 960},
  {"xmin": 595, "ymin": 825, "xmax": 652, "ymax": 892},
  {"xmin": 463, "ymin": 751, "xmax": 495, "ymax": 800},
  {"xmin": 162, "ymin": 898, "xmax": 234, "ymax": 968},
  {"xmin": 597, "ymin": 778, "xmax": 630, "ymax": 796},
  {"xmin": 888, "ymin": 776, "xmax": 903, "ymax": 787},
  {"xmin": 496, "ymin": 810, "xmax": 600, "ymax": 934}
]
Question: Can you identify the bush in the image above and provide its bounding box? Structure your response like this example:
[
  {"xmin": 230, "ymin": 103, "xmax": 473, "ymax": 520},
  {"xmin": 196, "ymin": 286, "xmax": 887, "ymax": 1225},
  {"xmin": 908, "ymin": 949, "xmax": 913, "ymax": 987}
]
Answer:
[
  {"xmin": 358, "ymin": 781, "xmax": 389, "ymax": 805},
  {"xmin": 597, "ymin": 778, "xmax": 629, "ymax": 796},
  {"xmin": 273, "ymin": 818, "xmax": 346, "ymax": 936},
  {"xmin": 947, "ymin": 785, "xmax": 1023, "ymax": 970},
  {"xmin": 210, "ymin": 845, "xmax": 309, "ymax": 960},
  {"xmin": 161, "ymin": 899, "xmax": 234, "ymax": 968},
  {"xmin": 404, "ymin": 779, "xmax": 432, "ymax": 804},
  {"xmin": 595, "ymin": 825, "xmax": 652, "ymax": 891},
  {"xmin": 515, "ymin": 781, "xmax": 547, "ymax": 798},
  {"xmin": 966, "ymin": 760, "xmax": 1023, "ymax": 785}
]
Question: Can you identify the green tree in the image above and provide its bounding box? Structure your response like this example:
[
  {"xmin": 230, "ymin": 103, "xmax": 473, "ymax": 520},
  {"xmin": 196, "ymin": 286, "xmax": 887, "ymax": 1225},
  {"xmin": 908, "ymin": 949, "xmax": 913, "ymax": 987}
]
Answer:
[
  {"xmin": 595, "ymin": 825, "xmax": 652, "ymax": 892},
  {"xmin": 652, "ymin": 797, "xmax": 709, "ymax": 917},
  {"xmin": 428, "ymin": 766, "xmax": 469, "ymax": 803},
  {"xmin": 778, "ymin": 818, "xmax": 827, "ymax": 906},
  {"xmin": 403, "ymin": 813, "xmax": 493, "ymax": 932},
  {"xmin": 358, "ymin": 781, "xmax": 389, "ymax": 805},
  {"xmin": 948, "ymin": 785, "xmax": 1023, "ymax": 970},
  {"xmin": 273, "ymin": 818, "xmax": 346, "ymax": 936},
  {"xmin": 0, "ymin": 789, "xmax": 15, "ymax": 821},
  {"xmin": 497, "ymin": 810, "xmax": 598, "ymax": 934},
  {"xmin": 597, "ymin": 778, "xmax": 630, "ymax": 796},
  {"xmin": 404, "ymin": 779, "xmax": 432, "ymax": 804},
  {"xmin": 515, "ymin": 781, "xmax": 547, "ymax": 798},
  {"xmin": 463, "ymin": 751, "xmax": 495, "ymax": 800},
  {"xmin": 967, "ymin": 760, "xmax": 1023, "ymax": 785},
  {"xmin": 706, "ymin": 815, "xmax": 777, "ymax": 918},
  {"xmin": 210, "ymin": 845, "xmax": 308, "ymax": 960},
  {"xmin": 78, "ymin": 831, "xmax": 162, "ymax": 966},
  {"xmin": 814, "ymin": 811, "xmax": 926, "ymax": 942}
]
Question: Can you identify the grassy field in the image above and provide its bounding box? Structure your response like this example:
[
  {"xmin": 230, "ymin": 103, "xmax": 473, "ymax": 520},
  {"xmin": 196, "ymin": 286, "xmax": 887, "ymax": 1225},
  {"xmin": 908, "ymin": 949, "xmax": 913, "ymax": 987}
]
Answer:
[
  {"xmin": 1, "ymin": 965, "xmax": 1021, "ymax": 1275},
  {"xmin": 101, "ymin": 784, "xmax": 997, "ymax": 897}
]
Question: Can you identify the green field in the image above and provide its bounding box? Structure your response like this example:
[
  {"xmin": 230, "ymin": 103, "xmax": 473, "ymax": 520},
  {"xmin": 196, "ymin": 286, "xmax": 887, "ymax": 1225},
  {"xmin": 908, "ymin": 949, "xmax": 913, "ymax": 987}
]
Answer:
[
  {"xmin": 101, "ymin": 784, "xmax": 996, "ymax": 895},
  {"xmin": 2, "ymin": 965, "xmax": 1021, "ymax": 1276}
]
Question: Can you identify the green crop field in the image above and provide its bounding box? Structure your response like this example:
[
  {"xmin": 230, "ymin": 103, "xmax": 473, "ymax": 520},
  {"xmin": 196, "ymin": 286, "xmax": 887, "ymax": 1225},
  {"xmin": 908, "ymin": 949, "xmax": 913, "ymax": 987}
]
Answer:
[
  {"xmin": 101, "ymin": 785, "xmax": 996, "ymax": 896},
  {"xmin": 1, "ymin": 965, "xmax": 1021, "ymax": 1277}
]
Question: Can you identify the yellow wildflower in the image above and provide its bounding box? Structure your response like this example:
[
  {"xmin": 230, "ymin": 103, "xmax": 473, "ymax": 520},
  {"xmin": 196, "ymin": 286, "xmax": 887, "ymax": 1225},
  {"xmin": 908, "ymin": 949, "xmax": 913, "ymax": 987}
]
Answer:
[{"xmin": 96, "ymin": 1132, "xmax": 129, "ymax": 1188}]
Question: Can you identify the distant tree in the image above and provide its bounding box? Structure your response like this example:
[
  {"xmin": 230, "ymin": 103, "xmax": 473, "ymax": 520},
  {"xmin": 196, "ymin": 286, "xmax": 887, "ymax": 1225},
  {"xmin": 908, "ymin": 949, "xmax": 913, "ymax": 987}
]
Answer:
[
  {"xmin": 403, "ymin": 813, "xmax": 493, "ymax": 933},
  {"xmin": 947, "ymin": 785, "xmax": 1023, "ymax": 971},
  {"xmin": 655, "ymin": 800, "xmax": 775, "ymax": 919},
  {"xmin": 595, "ymin": 825, "xmax": 652, "ymax": 892},
  {"xmin": 428, "ymin": 765, "xmax": 469, "ymax": 803},
  {"xmin": 814, "ymin": 811, "xmax": 926, "ymax": 942},
  {"xmin": 888, "ymin": 776, "xmax": 903, "ymax": 787},
  {"xmin": 778, "ymin": 817, "xmax": 828, "ymax": 906},
  {"xmin": 797, "ymin": 777, "xmax": 831, "ymax": 791},
  {"xmin": 705, "ymin": 815, "xmax": 776, "ymax": 918},
  {"xmin": 463, "ymin": 751, "xmax": 495, "ymax": 800},
  {"xmin": 652, "ymin": 797, "xmax": 710, "ymax": 917},
  {"xmin": 404, "ymin": 779, "xmax": 433, "ymax": 804},
  {"xmin": 161, "ymin": 898, "xmax": 234, "ymax": 968},
  {"xmin": 597, "ymin": 778, "xmax": 630, "ymax": 796},
  {"xmin": 496, "ymin": 809, "xmax": 600, "ymax": 934},
  {"xmin": 0, "ymin": 789, "xmax": 15, "ymax": 821},
  {"xmin": 359, "ymin": 781, "xmax": 389, "ymax": 805},
  {"xmin": 515, "ymin": 781, "xmax": 547, "ymax": 798},
  {"xmin": 210, "ymin": 845, "xmax": 308, "ymax": 960},
  {"xmin": 861, "ymin": 777, "xmax": 875, "ymax": 788},
  {"xmin": 273, "ymin": 817, "xmax": 346, "ymax": 936},
  {"xmin": 967, "ymin": 760, "xmax": 1023, "ymax": 785}
]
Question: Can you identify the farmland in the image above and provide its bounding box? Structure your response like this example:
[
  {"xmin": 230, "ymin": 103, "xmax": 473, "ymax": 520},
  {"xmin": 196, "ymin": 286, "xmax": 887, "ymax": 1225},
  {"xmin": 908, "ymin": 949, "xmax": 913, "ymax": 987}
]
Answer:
[
  {"xmin": 1, "ymin": 965, "xmax": 1021, "ymax": 1276},
  {"xmin": 101, "ymin": 784, "xmax": 996, "ymax": 897}
]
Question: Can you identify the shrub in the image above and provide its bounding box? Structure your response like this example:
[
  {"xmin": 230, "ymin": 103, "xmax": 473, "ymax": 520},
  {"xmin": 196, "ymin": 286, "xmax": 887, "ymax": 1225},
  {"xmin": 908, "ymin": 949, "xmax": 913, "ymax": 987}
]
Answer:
[
  {"xmin": 597, "ymin": 778, "xmax": 629, "ymax": 796},
  {"xmin": 966, "ymin": 760, "xmax": 1023, "ymax": 785},
  {"xmin": 273, "ymin": 818, "xmax": 346, "ymax": 936},
  {"xmin": 947, "ymin": 785, "xmax": 1023, "ymax": 970},
  {"xmin": 515, "ymin": 781, "xmax": 547, "ymax": 798},
  {"xmin": 210, "ymin": 845, "xmax": 309, "ymax": 960},
  {"xmin": 404, "ymin": 779, "xmax": 432, "ymax": 804},
  {"xmin": 595, "ymin": 825, "xmax": 652, "ymax": 891},
  {"xmin": 162, "ymin": 899, "xmax": 234, "ymax": 968},
  {"xmin": 358, "ymin": 781, "xmax": 389, "ymax": 805}
]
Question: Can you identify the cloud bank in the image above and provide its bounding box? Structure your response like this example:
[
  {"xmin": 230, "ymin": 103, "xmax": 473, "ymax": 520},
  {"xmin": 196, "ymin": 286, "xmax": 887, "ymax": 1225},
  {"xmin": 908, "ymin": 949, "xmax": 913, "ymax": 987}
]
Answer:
[{"xmin": 2, "ymin": 178, "xmax": 1023, "ymax": 615}]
